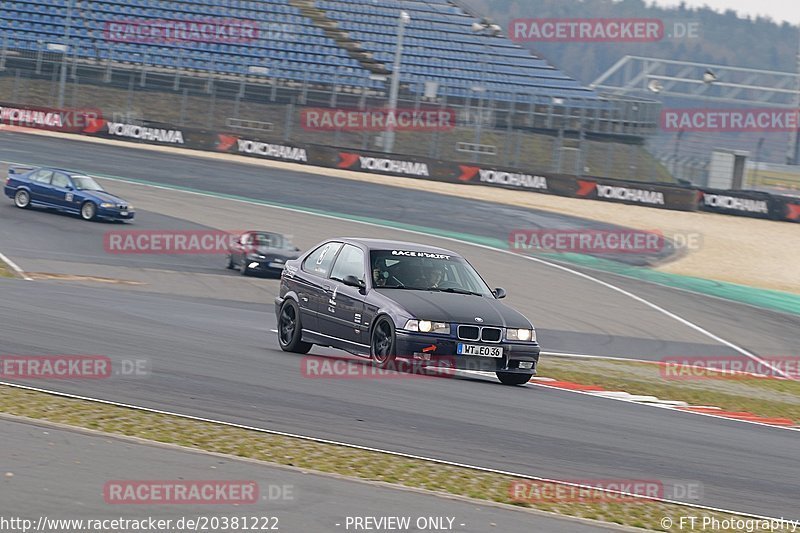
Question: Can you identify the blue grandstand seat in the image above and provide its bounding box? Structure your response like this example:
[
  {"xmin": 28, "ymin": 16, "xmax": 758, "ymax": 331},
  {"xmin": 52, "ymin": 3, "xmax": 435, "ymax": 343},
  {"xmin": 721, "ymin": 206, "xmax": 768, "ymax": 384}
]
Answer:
[{"xmin": 2, "ymin": 0, "xmax": 597, "ymax": 101}]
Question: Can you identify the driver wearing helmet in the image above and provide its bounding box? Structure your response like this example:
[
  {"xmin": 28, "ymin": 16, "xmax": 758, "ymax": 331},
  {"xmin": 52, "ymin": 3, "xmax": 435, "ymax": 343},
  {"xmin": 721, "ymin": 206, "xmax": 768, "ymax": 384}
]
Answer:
[
  {"xmin": 372, "ymin": 258, "xmax": 390, "ymax": 287},
  {"xmin": 416, "ymin": 263, "xmax": 445, "ymax": 289}
]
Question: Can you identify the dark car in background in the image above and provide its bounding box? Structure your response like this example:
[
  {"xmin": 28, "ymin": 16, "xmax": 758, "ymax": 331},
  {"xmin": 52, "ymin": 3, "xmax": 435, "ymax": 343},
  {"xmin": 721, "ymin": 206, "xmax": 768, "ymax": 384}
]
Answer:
[
  {"xmin": 275, "ymin": 238, "xmax": 540, "ymax": 385},
  {"xmin": 4, "ymin": 166, "xmax": 134, "ymax": 221},
  {"xmin": 227, "ymin": 230, "xmax": 302, "ymax": 276}
]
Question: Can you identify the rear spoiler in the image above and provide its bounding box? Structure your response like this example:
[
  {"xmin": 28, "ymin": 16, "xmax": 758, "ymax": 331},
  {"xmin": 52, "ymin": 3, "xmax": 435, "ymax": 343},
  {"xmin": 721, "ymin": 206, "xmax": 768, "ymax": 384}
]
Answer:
[{"xmin": 8, "ymin": 166, "xmax": 34, "ymax": 175}]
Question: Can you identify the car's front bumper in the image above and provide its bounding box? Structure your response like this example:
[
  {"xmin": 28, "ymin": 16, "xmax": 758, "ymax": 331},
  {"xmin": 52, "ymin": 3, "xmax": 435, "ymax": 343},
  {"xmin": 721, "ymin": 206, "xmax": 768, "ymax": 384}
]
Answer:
[
  {"xmin": 244, "ymin": 259, "xmax": 286, "ymax": 276},
  {"xmin": 395, "ymin": 331, "xmax": 540, "ymax": 374},
  {"xmin": 97, "ymin": 207, "xmax": 135, "ymax": 220}
]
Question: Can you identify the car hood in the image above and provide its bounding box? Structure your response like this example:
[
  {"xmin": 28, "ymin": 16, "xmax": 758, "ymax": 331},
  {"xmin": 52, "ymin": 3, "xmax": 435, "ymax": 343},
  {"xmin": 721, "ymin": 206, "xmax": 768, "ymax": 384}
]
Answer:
[
  {"xmin": 377, "ymin": 290, "xmax": 532, "ymax": 328},
  {"xmin": 83, "ymin": 190, "xmax": 127, "ymax": 204},
  {"xmin": 249, "ymin": 246, "xmax": 300, "ymax": 259}
]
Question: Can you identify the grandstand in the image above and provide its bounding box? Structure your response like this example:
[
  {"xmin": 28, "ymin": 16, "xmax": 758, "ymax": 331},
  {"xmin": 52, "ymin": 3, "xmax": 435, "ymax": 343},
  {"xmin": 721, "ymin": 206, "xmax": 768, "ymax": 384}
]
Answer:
[
  {"xmin": 2, "ymin": 0, "xmax": 599, "ymax": 99},
  {"xmin": 0, "ymin": 0, "xmax": 668, "ymax": 180}
]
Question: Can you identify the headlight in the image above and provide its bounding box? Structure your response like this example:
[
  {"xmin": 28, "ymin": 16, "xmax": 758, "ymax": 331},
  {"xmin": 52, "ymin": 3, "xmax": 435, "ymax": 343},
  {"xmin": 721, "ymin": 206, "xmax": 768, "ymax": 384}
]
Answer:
[
  {"xmin": 247, "ymin": 253, "xmax": 267, "ymax": 260},
  {"xmin": 100, "ymin": 202, "xmax": 114, "ymax": 208},
  {"xmin": 127, "ymin": 204, "xmax": 134, "ymax": 210},
  {"xmin": 404, "ymin": 319, "xmax": 449, "ymax": 334},
  {"xmin": 507, "ymin": 328, "xmax": 536, "ymax": 342}
]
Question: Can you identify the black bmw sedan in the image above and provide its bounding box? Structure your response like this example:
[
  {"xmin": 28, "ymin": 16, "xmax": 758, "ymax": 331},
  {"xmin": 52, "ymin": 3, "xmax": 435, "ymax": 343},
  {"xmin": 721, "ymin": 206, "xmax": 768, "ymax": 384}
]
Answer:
[
  {"xmin": 275, "ymin": 238, "xmax": 540, "ymax": 385},
  {"xmin": 227, "ymin": 230, "xmax": 301, "ymax": 276}
]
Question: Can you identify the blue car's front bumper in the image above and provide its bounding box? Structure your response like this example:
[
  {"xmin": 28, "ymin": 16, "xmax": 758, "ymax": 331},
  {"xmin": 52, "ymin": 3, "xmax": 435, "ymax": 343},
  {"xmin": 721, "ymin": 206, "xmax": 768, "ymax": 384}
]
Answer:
[{"xmin": 97, "ymin": 206, "xmax": 135, "ymax": 220}]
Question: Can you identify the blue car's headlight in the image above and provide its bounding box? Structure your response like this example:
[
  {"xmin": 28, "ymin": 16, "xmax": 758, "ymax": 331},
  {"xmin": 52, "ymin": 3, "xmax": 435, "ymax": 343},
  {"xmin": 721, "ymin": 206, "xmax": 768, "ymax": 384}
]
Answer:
[
  {"xmin": 404, "ymin": 319, "xmax": 449, "ymax": 334},
  {"xmin": 506, "ymin": 328, "xmax": 536, "ymax": 342},
  {"xmin": 100, "ymin": 202, "xmax": 115, "ymax": 208}
]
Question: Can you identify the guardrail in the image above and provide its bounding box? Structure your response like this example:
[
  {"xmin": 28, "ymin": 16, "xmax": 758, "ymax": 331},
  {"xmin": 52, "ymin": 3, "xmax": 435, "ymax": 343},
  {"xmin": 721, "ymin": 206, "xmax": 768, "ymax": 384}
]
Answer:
[{"xmin": 2, "ymin": 101, "xmax": 797, "ymax": 223}]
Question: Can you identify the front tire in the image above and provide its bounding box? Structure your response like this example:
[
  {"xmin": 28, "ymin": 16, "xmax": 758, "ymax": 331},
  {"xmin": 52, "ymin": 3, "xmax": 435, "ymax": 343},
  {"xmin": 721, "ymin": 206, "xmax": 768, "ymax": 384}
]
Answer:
[
  {"xmin": 277, "ymin": 300, "xmax": 313, "ymax": 354},
  {"xmin": 370, "ymin": 317, "xmax": 397, "ymax": 369},
  {"xmin": 80, "ymin": 202, "xmax": 97, "ymax": 221},
  {"xmin": 14, "ymin": 190, "xmax": 31, "ymax": 209},
  {"xmin": 496, "ymin": 372, "xmax": 532, "ymax": 386}
]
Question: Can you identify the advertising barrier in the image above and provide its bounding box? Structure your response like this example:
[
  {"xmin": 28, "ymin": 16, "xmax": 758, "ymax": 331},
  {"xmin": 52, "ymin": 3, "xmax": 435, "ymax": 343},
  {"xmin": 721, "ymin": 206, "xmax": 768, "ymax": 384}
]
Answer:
[
  {"xmin": 85, "ymin": 117, "xmax": 218, "ymax": 150},
  {"xmin": 770, "ymin": 194, "xmax": 800, "ymax": 223},
  {"xmin": 8, "ymin": 100, "xmax": 794, "ymax": 223},
  {"xmin": 575, "ymin": 177, "xmax": 697, "ymax": 211},
  {"xmin": 214, "ymin": 133, "xmax": 323, "ymax": 165},
  {"xmin": 0, "ymin": 102, "xmax": 102, "ymax": 133},
  {"xmin": 452, "ymin": 163, "xmax": 578, "ymax": 196},
  {"xmin": 696, "ymin": 188, "xmax": 773, "ymax": 219}
]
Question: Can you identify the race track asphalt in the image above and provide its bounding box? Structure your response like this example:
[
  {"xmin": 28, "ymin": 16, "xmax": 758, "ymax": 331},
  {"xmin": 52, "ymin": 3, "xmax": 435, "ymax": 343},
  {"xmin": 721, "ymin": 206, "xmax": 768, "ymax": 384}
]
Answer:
[
  {"xmin": 0, "ymin": 131, "xmax": 798, "ymax": 520},
  {"xmin": 1, "ymin": 280, "xmax": 798, "ymax": 519}
]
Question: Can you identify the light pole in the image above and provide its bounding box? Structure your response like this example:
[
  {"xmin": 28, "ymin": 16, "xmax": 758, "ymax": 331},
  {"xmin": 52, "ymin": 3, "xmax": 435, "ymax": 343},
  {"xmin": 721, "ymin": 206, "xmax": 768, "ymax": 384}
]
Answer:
[
  {"xmin": 788, "ymin": 30, "xmax": 800, "ymax": 165},
  {"xmin": 383, "ymin": 10, "xmax": 410, "ymax": 154},
  {"xmin": 471, "ymin": 19, "xmax": 502, "ymax": 162},
  {"xmin": 57, "ymin": 0, "xmax": 74, "ymax": 108}
]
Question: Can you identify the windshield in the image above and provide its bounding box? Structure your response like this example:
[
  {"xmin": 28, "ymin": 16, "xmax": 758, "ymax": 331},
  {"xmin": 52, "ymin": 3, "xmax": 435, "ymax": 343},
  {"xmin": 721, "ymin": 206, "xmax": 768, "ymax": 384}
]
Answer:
[
  {"xmin": 252, "ymin": 232, "xmax": 293, "ymax": 249},
  {"xmin": 71, "ymin": 176, "xmax": 103, "ymax": 191},
  {"xmin": 369, "ymin": 249, "xmax": 493, "ymax": 296}
]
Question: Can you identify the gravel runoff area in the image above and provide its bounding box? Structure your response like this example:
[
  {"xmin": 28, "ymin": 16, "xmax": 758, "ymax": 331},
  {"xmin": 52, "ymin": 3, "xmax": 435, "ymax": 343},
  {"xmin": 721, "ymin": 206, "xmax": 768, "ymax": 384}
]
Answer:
[{"xmin": 4, "ymin": 127, "xmax": 798, "ymax": 294}]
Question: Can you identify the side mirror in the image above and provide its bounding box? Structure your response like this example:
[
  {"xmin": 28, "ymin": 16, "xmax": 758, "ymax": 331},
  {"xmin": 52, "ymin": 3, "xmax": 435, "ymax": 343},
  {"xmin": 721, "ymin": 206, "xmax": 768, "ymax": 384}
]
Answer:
[
  {"xmin": 493, "ymin": 287, "xmax": 507, "ymax": 299},
  {"xmin": 342, "ymin": 275, "xmax": 366, "ymax": 289},
  {"xmin": 65, "ymin": 185, "xmax": 74, "ymax": 191}
]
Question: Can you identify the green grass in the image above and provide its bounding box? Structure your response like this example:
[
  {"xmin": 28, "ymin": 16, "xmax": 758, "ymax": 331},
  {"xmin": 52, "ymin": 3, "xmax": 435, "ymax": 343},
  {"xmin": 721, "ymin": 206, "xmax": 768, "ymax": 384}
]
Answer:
[
  {"xmin": 0, "ymin": 258, "xmax": 15, "ymax": 278},
  {"xmin": 0, "ymin": 384, "xmax": 773, "ymax": 531}
]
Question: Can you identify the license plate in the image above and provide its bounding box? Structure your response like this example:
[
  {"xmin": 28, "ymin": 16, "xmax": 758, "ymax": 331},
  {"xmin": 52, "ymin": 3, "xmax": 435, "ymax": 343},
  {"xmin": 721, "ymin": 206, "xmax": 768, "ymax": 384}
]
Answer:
[
  {"xmin": 457, "ymin": 343, "xmax": 503, "ymax": 358},
  {"xmin": 120, "ymin": 211, "xmax": 128, "ymax": 216}
]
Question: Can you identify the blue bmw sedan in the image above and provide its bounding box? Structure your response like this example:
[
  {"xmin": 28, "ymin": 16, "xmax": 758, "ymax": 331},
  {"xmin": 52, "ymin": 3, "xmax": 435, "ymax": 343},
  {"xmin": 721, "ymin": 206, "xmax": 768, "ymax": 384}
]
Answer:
[{"xmin": 4, "ymin": 166, "xmax": 134, "ymax": 221}]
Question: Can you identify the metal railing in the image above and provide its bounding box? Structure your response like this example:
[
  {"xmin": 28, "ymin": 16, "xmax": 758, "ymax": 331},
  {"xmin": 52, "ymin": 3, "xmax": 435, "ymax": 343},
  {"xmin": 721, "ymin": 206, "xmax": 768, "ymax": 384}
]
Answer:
[{"xmin": 0, "ymin": 38, "xmax": 671, "ymax": 181}]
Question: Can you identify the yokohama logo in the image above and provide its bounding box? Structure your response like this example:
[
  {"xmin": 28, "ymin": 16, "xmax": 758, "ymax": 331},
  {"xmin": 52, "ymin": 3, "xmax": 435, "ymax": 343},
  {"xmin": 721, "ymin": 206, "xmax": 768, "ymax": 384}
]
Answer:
[
  {"xmin": 459, "ymin": 166, "xmax": 547, "ymax": 189},
  {"xmin": 236, "ymin": 139, "xmax": 307, "ymax": 161},
  {"xmin": 703, "ymin": 194, "xmax": 768, "ymax": 213},
  {"xmin": 0, "ymin": 106, "xmax": 63, "ymax": 127},
  {"xmin": 107, "ymin": 122, "xmax": 184, "ymax": 144},
  {"xmin": 359, "ymin": 156, "xmax": 428, "ymax": 176},
  {"xmin": 596, "ymin": 184, "xmax": 664, "ymax": 205},
  {"xmin": 339, "ymin": 153, "xmax": 429, "ymax": 176}
]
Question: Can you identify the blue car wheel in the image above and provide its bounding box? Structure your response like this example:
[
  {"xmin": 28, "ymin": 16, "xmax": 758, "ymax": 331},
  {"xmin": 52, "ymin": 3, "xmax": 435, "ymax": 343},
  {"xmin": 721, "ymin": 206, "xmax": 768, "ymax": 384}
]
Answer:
[
  {"xmin": 80, "ymin": 202, "xmax": 97, "ymax": 221},
  {"xmin": 14, "ymin": 190, "xmax": 31, "ymax": 209}
]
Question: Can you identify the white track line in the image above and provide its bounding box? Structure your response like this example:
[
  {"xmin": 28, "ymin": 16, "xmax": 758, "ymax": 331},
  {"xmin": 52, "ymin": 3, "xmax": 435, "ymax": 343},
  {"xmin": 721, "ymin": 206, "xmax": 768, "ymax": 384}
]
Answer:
[
  {"xmin": 1, "ymin": 379, "xmax": 794, "ymax": 522},
  {"xmin": 0, "ymin": 251, "xmax": 33, "ymax": 281},
  {"xmin": 529, "ymin": 381, "xmax": 800, "ymax": 432}
]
